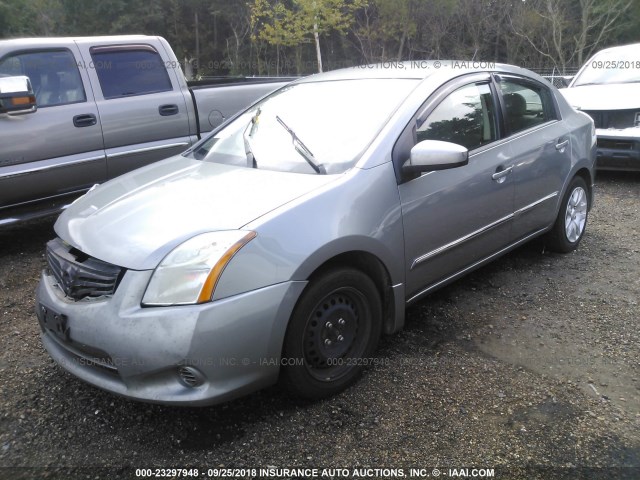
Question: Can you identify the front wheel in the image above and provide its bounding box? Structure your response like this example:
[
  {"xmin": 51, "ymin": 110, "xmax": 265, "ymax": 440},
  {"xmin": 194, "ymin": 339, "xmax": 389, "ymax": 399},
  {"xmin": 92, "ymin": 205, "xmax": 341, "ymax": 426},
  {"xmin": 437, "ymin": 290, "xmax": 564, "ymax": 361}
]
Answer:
[
  {"xmin": 280, "ymin": 268, "xmax": 382, "ymax": 399},
  {"xmin": 546, "ymin": 176, "xmax": 589, "ymax": 253}
]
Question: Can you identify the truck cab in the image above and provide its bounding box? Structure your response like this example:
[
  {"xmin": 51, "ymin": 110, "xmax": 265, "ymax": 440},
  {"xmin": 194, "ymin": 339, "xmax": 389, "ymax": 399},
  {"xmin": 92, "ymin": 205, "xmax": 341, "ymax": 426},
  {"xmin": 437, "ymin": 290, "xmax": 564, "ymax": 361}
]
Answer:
[{"xmin": 0, "ymin": 35, "xmax": 290, "ymax": 225}]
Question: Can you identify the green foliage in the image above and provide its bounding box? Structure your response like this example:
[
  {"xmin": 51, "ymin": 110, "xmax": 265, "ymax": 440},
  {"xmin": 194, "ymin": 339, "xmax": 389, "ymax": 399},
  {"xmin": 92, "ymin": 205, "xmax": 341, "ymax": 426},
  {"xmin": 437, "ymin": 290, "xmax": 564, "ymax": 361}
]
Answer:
[
  {"xmin": 1, "ymin": 0, "xmax": 638, "ymax": 75},
  {"xmin": 1, "ymin": 0, "xmax": 62, "ymax": 37},
  {"xmin": 250, "ymin": 0, "xmax": 365, "ymax": 73},
  {"xmin": 251, "ymin": 0, "xmax": 365, "ymax": 46},
  {"xmin": 616, "ymin": 0, "xmax": 640, "ymax": 45}
]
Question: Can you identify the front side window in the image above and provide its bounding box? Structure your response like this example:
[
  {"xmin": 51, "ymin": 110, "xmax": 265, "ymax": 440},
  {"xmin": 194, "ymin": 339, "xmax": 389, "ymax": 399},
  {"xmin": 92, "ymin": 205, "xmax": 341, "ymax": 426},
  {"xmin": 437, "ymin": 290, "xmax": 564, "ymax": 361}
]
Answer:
[
  {"xmin": 90, "ymin": 45, "xmax": 172, "ymax": 99},
  {"xmin": 417, "ymin": 83, "xmax": 497, "ymax": 151},
  {"xmin": 189, "ymin": 78, "xmax": 418, "ymax": 175},
  {"xmin": 499, "ymin": 78, "xmax": 556, "ymax": 135},
  {"xmin": 0, "ymin": 49, "xmax": 86, "ymax": 107}
]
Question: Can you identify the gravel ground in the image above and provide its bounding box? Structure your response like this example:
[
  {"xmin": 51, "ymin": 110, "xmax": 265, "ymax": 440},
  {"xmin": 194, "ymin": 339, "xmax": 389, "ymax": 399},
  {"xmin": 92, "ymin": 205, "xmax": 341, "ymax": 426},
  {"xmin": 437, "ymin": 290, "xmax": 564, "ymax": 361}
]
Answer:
[{"xmin": 0, "ymin": 172, "xmax": 638, "ymax": 480}]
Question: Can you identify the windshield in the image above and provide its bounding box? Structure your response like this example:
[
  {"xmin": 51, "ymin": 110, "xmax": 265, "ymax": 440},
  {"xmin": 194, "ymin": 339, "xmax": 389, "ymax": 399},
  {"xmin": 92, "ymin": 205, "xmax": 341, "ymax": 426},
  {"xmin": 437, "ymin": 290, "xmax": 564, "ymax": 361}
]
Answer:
[
  {"xmin": 573, "ymin": 47, "xmax": 640, "ymax": 86},
  {"xmin": 188, "ymin": 78, "xmax": 418, "ymax": 174}
]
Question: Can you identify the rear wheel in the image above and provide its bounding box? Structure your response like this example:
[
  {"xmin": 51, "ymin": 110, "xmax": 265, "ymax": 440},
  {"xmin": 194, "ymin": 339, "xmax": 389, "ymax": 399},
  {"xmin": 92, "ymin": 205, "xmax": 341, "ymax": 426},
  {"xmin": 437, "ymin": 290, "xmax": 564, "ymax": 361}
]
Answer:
[
  {"xmin": 546, "ymin": 176, "xmax": 589, "ymax": 253},
  {"xmin": 280, "ymin": 268, "xmax": 382, "ymax": 399}
]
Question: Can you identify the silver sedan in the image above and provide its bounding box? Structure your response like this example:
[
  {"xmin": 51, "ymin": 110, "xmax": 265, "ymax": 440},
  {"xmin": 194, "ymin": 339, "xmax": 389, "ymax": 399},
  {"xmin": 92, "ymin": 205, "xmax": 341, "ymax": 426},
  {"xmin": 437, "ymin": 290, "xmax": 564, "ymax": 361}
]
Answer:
[{"xmin": 35, "ymin": 62, "xmax": 596, "ymax": 405}]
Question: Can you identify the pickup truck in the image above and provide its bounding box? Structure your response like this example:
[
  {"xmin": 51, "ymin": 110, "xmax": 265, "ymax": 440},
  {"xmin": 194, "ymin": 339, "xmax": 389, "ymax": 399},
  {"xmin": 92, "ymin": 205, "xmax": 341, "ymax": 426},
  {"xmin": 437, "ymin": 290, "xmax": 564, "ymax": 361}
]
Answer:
[
  {"xmin": 0, "ymin": 35, "xmax": 291, "ymax": 225},
  {"xmin": 561, "ymin": 43, "xmax": 640, "ymax": 171}
]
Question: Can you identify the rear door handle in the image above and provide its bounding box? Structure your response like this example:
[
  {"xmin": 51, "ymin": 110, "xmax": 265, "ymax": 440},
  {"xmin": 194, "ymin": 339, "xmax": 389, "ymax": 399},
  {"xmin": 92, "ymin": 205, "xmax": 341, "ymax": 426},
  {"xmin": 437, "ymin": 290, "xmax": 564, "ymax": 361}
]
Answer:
[
  {"xmin": 555, "ymin": 139, "xmax": 569, "ymax": 151},
  {"xmin": 492, "ymin": 165, "xmax": 513, "ymax": 182},
  {"xmin": 73, "ymin": 114, "xmax": 97, "ymax": 128},
  {"xmin": 159, "ymin": 104, "xmax": 179, "ymax": 116}
]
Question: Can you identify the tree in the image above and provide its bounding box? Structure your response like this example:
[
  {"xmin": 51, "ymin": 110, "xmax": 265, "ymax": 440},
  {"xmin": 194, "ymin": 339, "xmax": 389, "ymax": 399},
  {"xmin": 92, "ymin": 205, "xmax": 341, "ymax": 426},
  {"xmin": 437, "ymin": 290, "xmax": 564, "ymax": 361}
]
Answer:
[
  {"xmin": 353, "ymin": 0, "xmax": 420, "ymax": 62},
  {"xmin": 509, "ymin": 0, "xmax": 633, "ymax": 73},
  {"xmin": 251, "ymin": 0, "xmax": 365, "ymax": 73},
  {"xmin": 574, "ymin": 0, "xmax": 634, "ymax": 65},
  {"xmin": 214, "ymin": 2, "xmax": 254, "ymax": 75},
  {"xmin": 1, "ymin": 0, "xmax": 637, "ymax": 76},
  {"xmin": 0, "ymin": 0, "xmax": 24, "ymax": 37},
  {"xmin": 1, "ymin": 0, "xmax": 64, "ymax": 37}
]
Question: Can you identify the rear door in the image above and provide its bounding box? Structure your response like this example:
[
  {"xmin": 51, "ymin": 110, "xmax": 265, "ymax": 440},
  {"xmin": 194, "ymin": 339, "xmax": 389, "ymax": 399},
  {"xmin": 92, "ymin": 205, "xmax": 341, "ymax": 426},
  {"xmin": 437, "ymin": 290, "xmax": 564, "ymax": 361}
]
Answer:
[
  {"xmin": 0, "ymin": 44, "xmax": 105, "ymax": 216},
  {"xmin": 75, "ymin": 40, "xmax": 194, "ymax": 179},
  {"xmin": 495, "ymin": 74, "xmax": 569, "ymax": 240}
]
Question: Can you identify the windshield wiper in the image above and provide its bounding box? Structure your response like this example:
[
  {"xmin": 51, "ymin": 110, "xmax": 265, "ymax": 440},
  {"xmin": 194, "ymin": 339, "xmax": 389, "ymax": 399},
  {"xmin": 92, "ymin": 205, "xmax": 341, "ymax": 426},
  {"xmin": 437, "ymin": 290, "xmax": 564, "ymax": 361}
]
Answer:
[
  {"xmin": 243, "ymin": 108, "xmax": 261, "ymax": 168},
  {"xmin": 276, "ymin": 115, "xmax": 326, "ymax": 174}
]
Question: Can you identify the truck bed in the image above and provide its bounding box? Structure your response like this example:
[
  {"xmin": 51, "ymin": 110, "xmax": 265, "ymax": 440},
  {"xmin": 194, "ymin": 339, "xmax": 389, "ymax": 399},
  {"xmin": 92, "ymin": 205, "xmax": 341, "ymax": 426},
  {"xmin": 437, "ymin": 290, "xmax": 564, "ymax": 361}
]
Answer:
[{"xmin": 190, "ymin": 77, "xmax": 294, "ymax": 134}]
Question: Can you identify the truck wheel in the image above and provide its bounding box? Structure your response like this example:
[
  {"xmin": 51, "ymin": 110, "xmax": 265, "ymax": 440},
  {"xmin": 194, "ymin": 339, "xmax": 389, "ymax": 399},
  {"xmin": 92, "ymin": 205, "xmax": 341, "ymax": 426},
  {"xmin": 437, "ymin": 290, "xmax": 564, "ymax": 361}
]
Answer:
[
  {"xmin": 546, "ymin": 176, "xmax": 589, "ymax": 253},
  {"xmin": 280, "ymin": 268, "xmax": 382, "ymax": 399}
]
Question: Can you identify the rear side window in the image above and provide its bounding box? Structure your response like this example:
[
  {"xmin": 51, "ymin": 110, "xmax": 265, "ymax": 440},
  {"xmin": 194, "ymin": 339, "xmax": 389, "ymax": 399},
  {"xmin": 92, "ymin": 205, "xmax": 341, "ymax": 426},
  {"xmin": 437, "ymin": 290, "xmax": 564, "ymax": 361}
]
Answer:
[
  {"xmin": 498, "ymin": 77, "xmax": 557, "ymax": 135},
  {"xmin": 417, "ymin": 83, "xmax": 497, "ymax": 151},
  {"xmin": 90, "ymin": 45, "xmax": 172, "ymax": 99},
  {"xmin": 0, "ymin": 49, "xmax": 86, "ymax": 107}
]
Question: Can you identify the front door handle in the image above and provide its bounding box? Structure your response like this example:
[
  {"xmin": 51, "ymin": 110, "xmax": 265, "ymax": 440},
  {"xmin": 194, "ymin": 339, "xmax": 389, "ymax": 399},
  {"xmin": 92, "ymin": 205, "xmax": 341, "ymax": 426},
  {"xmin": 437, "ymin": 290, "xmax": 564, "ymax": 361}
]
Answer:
[
  {"xmin": 73, "ymin": 114, "xmax": 97, "ymax": 128},
  {"xmin": 492, "ymin": 165, "xmax": 513, "ymax": 183},
  {"xmin": 555, "ymin": 139, "xmax": 569, "ymax": 151},
  {"xmin": 159, "ymin": 104, "xmax": 179, "ymax": 116}
]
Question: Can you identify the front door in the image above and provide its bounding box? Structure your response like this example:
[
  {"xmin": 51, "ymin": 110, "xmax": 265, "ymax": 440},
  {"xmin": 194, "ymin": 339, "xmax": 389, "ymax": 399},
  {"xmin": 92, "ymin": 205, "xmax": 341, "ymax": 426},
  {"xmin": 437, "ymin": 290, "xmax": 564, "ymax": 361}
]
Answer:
[
  {"xmin": 398, "ymin": 77, "xmax": 515, "ymax": 301},
  {"xmin": 0, "ymin": 45, "xmax": 105, "ymax": 217}
]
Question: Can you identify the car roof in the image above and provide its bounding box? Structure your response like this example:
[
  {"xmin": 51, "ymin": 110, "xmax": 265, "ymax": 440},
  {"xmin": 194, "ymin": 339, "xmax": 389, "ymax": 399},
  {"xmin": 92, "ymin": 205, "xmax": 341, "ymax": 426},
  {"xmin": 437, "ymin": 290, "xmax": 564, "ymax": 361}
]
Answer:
[
  {"xmin": 0, "ymin": 35, "xmax": 156, "ymax": 49},
  {"xmin": 589, "ymin": 42, "xmax": 640, "ymax": 56},
  {"xmin": 296, "ymin": 60, "xmax": 546, "ymax": 84}
]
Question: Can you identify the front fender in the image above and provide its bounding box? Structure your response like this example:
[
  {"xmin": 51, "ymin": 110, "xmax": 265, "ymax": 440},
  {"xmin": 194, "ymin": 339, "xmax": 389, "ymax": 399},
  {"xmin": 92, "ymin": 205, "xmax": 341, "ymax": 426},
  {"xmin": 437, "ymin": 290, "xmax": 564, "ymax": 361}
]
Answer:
[{"xmin": 213, "ymin": 162, "xmax": 405, "ymax": 302}]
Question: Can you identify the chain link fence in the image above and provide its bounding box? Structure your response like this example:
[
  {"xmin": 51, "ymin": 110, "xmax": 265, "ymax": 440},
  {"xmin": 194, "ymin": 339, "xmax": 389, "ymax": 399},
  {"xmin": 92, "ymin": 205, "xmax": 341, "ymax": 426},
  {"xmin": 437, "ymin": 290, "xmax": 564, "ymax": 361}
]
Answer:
[{"xmin": 529, "ymin": 68, "xmax": 580, "ymax": 88}]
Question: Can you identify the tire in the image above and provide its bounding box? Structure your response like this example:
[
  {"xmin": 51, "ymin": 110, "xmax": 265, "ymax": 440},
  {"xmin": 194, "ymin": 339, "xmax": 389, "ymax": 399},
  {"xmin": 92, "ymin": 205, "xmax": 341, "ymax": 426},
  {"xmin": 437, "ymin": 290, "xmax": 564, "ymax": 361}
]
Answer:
[
  {"xmin": 280, "ymin": 268, "xmax": 382, "ymax": 399},
  {"xmin": 546, "ymin": 176, "xmax": 589, "ymax": 253}
]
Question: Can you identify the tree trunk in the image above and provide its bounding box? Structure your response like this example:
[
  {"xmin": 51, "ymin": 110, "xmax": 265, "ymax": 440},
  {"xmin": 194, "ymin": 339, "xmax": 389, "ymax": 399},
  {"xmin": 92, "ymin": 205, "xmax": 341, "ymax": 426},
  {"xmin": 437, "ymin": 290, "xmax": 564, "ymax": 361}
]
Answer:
[
  {"xmin": 314, "ymin": 20, "xmax": 323, "ymax": 73},
  {"xmin": 397, "ymin": 28, "xmax": 406, "ymax": 61},
  {"xmin": 194, "ymin": 11, "xmax": 200, "ymax": 76}
]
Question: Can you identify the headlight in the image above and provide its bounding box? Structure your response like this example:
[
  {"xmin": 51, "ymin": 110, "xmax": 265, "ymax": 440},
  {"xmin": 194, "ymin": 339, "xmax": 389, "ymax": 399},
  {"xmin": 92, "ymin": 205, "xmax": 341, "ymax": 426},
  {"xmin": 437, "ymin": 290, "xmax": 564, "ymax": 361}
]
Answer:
[{"xmin": 142, "ymin": 231, "xmax": 256, "ymax": 306}]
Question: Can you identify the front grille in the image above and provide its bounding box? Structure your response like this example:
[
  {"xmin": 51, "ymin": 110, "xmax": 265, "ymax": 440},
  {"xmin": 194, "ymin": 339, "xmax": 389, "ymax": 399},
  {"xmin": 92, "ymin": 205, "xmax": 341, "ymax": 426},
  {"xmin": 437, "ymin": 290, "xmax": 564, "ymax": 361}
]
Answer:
[
  {"xmin": 583, "ymin": 109, "xmax": 639, "ymax": 129},
  {"xmin": 597, "ymin": 139, "xmax": 635, "ymax": 150},
  {"xmin": 46, "ymin": 238, "xmax": 124, "ymax": 300},
  {"xmin": 583, "ymin": 110, "xmax": 603, "ymax": 128}
]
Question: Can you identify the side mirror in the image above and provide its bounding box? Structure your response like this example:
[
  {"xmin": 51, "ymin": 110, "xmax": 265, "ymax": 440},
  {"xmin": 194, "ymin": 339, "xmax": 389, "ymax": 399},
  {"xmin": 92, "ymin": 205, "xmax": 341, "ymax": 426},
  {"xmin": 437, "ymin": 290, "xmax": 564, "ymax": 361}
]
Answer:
[
  {"xmin": 0, "ymin": 76, "xmax": 37, "ymax": 115},
  {"xmin": 402, "ymin": 140, "xmax": 468, "ymax": 175}
]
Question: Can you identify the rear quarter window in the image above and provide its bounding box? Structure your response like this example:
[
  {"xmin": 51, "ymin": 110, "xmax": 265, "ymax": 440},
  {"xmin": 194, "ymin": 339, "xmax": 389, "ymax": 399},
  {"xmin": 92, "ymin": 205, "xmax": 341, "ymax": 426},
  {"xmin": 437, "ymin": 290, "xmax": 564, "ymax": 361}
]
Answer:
[{"xmin": 90, "ymin": 46, "xmax": 172, "ymax": 99}]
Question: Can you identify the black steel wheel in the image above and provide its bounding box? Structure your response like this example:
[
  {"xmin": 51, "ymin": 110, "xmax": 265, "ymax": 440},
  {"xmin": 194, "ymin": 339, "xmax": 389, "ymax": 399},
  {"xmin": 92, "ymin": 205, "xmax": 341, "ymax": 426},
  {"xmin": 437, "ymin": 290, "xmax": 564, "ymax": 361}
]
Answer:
[{"xmin": 280, "ymin": 268, "xmax": 382, "ymax": 399}]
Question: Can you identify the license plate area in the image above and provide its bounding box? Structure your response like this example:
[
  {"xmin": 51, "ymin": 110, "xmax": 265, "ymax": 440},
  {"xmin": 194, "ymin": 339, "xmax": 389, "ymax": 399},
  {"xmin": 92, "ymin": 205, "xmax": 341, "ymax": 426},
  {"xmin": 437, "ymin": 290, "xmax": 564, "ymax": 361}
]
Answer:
[{"xmin": 37, "ymin": 303, "xmax": 71, "ymax": 343}]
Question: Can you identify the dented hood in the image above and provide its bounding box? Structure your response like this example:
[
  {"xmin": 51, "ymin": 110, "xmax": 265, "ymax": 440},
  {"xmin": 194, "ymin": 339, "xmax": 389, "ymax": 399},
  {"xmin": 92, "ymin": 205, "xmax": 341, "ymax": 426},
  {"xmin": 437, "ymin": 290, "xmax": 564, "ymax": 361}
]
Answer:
[{"xmin": 55, "ymin": 156, "xmax": 336, "ymax": 270}]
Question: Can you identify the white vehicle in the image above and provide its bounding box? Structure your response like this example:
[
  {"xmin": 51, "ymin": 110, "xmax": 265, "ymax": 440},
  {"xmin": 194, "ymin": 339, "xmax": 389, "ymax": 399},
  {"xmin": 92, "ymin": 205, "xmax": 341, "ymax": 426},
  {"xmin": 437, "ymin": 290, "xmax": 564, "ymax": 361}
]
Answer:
[{"xmin": 561, "ymin": 43, "xmax": 640, "ymax": 171}]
